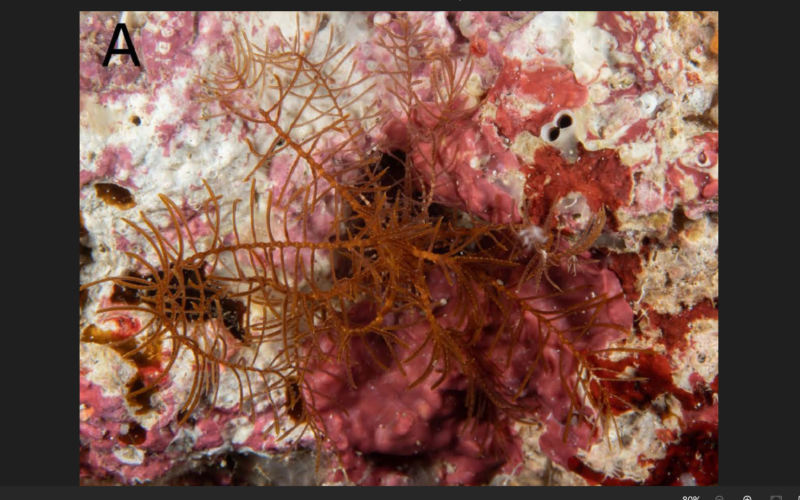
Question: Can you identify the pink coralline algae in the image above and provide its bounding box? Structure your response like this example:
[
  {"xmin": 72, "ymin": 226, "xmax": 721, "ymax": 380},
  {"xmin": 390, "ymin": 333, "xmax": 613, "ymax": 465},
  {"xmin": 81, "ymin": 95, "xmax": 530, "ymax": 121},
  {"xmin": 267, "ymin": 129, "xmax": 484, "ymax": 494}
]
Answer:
[
  {"xmin": 80, "ymin": 370, "xmax": 298, "ymax": 483},
  {"xmin": 80, "ymin": 317, "xmax": 312, "ymax": 483},
  {"xmin": 304, "ymin": 262, "xmax": 631, "ymax": 485},
  {"xmin": 80, "ymin": 146, "xmax": 135, "ymax": 189},
  {"xmin": 488, "ymin": 59, "xmax": 589, "ymax": 139},
  {"xmin": 80, "ymin": 11, "xmax": 718, "ymax": 486}
]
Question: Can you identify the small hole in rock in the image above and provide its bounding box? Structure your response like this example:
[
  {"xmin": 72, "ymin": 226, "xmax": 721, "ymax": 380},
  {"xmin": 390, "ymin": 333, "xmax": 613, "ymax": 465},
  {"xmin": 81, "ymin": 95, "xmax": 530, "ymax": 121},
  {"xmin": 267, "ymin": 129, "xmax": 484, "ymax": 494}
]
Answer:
[
  {"xmin": 131, "ymin": 115, "xmax": 141, "ymax": 126},
  {"xmin": 285, "ymin": 377, "xmax": 305, "ymax": 422},
  {"xmin": 95, "ymin": 183, "xmax": 136, "ymax": 210},
  {"xmin": 318, "ymin": 13, "xmax": 330, "ymax": 32},
  {"xmin": 218, "ymin": 298, "xmax": 247, "ymax": 341},
  {"xmin": 79, "ymin": 212, "xmax": 88, "ymax": 238},
  {"xmin": 672, "ymin": 206, "xmax": 689, "ymax": 234},
  {"xmin": 558, "ymin": 114, "xmax": 572, "ymax": 129},
  {"xmin": 126, "ymin": 375, "xmax": 159, "ymax": 415},
  {"xmin": 80, "ymin": 212, "xmax": 93, "ymax": 268},
  {"xmin": 111, "ymin": 274, "xmax": 146, "ymax": 305},
  {"xmin": 548, "ymin": 127, "xmax": 560, "ymax": 142},
  {"xmin": 118, "ymin": 422, "xmax": 147, "ymax": 445},
  {"xmin": 375, "ymin": 150, "xmax": 407, "ymax": 203}
]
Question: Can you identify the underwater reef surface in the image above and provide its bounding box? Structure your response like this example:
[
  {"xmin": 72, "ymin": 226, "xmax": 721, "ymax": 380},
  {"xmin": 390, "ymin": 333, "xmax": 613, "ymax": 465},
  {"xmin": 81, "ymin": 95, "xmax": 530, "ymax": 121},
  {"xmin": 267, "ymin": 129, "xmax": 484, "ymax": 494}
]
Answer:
[{"xmin": 80, "ymin": 11, "xmax": 718, "ymax": 486}]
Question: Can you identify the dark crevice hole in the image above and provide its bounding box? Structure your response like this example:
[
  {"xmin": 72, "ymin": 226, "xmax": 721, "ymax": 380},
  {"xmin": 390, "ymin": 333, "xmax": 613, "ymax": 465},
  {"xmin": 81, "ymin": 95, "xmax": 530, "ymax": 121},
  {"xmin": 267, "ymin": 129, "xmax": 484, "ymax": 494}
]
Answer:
[
  {"xmin": 318, "ymin": 14, "xmax": 330, "ymax": 32},
  {"xmin": 81, "ymin": 323, "xmax": 162, "ymax": 369},
  {"xmin": 218, "ymin": 298, "xmax": 247, "ymax": 341},
  {"xmin": 376, "ymin": 150, "xmax": 408, "ymax": 203},
  {"xmin": 118, "ymin": 422, "xmax": 147, "ymax": 445},
  {"xmin": 80, "ymin": 212, "xmax": 93, "ymax": 269},
  {"xmin": 285, "ymin": 377, "xmax": 305, "ymax": 422},
  {"xmin": 111, "ymin": 266, "xmax": 246, "ymax": 339},
  {"xmin": 126, "ymin": 375, "xmax": 159, "ymax": 415},
  {"xmin": 111, "ymin": 272, "xmax": 147, "ymax": 305},
  {"xmin": 672, "ymin": 206, "xmax": 689, "ymax": 234},
  {"xmin": 95, "ymin": 182, "xmax": 136, "ymax": 210}
]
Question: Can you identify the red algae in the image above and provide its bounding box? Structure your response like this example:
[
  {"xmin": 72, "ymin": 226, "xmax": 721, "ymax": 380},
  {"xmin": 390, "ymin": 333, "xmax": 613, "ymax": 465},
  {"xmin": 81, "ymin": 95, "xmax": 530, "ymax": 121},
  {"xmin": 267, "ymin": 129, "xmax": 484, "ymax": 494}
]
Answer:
[
  {"xmin": 406, "ymin": 114, "xmax": 527, "ymax": 224},
  {"xmin": 590, "ymin": 352, "xmax": 717, "ymax": 417},
  {"xmin": 569, "ymin": 351, "xmax": 718, "ymax": 486},
  {"xmin": 304, "ymin": 304, "xmax": 525, "ymax": 485},
  {"xmin": 568, "ymin": 419, "xmax": 718, "ymax": 487},
  {"xmin": 607, "ymin": 252, "xmax": 644, "ymax": 303},
  {"xmin": 523, "ymin": 144, "xmax": 634, "ymax": 225},
  {"xmin": 647, "ymin": 299, "xmax": 718, "ymax": 353},
  {"xmin": 596, "ymin": 12, "xmax": 675, "ymax": 94},
  {"xmin": 303, "ymin": 257, "xmax": 631, "ymax": 485},
  {"xmin": 568, "ymin": 457, "xmax": 638, "ymax": 486},
  {"xmin": 644, "ymin": 421, "xmax": 718, "ymax": 485},
  {"xmin": 488, "ymin": 58, "xmax": 589, "ymax": 140}
]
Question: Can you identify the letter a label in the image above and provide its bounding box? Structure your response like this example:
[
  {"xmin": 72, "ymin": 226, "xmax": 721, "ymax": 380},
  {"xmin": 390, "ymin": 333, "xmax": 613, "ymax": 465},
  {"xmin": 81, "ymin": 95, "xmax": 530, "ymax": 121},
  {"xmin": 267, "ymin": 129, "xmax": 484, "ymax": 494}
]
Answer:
[{"xmin": 102, "ymin": 23, "xmax": 140, "ymax": 67}]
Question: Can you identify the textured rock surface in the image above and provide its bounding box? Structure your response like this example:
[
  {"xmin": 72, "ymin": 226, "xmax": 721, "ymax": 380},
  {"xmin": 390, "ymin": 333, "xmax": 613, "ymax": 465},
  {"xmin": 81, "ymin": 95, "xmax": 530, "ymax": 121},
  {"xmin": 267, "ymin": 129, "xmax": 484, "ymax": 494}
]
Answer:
[{"xmin": 80, "ymin": 11, "xmax": 718, "ymax": 486}]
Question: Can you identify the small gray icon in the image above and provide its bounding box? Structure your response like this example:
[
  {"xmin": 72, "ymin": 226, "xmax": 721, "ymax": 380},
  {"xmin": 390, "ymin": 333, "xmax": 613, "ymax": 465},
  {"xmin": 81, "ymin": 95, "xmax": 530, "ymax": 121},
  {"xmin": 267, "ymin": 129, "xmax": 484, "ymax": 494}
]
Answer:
[
  {"xmin": 716, "ymin": 496, "xmax": 723, "ymax": 500},
  {"xmin": 771, "ymin": 496, "xmax": 782, "ymax": 500},
  {"xmin": 744, "ymin": 496, "xmax": 752, "ymax": 500}
]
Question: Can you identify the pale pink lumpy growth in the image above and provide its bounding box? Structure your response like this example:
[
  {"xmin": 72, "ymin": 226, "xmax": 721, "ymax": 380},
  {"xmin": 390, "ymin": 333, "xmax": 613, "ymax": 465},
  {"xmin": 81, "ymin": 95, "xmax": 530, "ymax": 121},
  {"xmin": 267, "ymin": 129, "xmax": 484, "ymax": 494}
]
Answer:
[
  {"xmin": 493, "ymin": 264, "xmax": 632, "ymax": 466},
  {"xmin": 79, "ymin": 317, "xmax": 306, "ymax": 484},
  {"xmin": 305, "ymin": 305, "xmax": 523, "ymax": 485},
  {"xmin": 80, "ymin": 376, "xmax": 175, "ymax": 482},
  {"xmin": 373, "ymin": 32, "xmax": 593, "ymax": 227},
  {"xmin": 666, "ymin": 132, "xmax": 719, "ymax": 219},
  {"xmin": 379, "ymin": 105, "xmax": 529, "ymax": 226},
  {"xmin": 79, "ymin": 364, "xmax": 299, "ymax": 484},
  {"xmin": 304, "ymin": 259, "xmax": 632, "ymax": 484},
  {"xmin": 80, "ymin": 146, "xmax": 136, "ymax": 188},
  {"xmin": 409, "ymin": 120, "xmax": 526, "ymax": 224}
]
